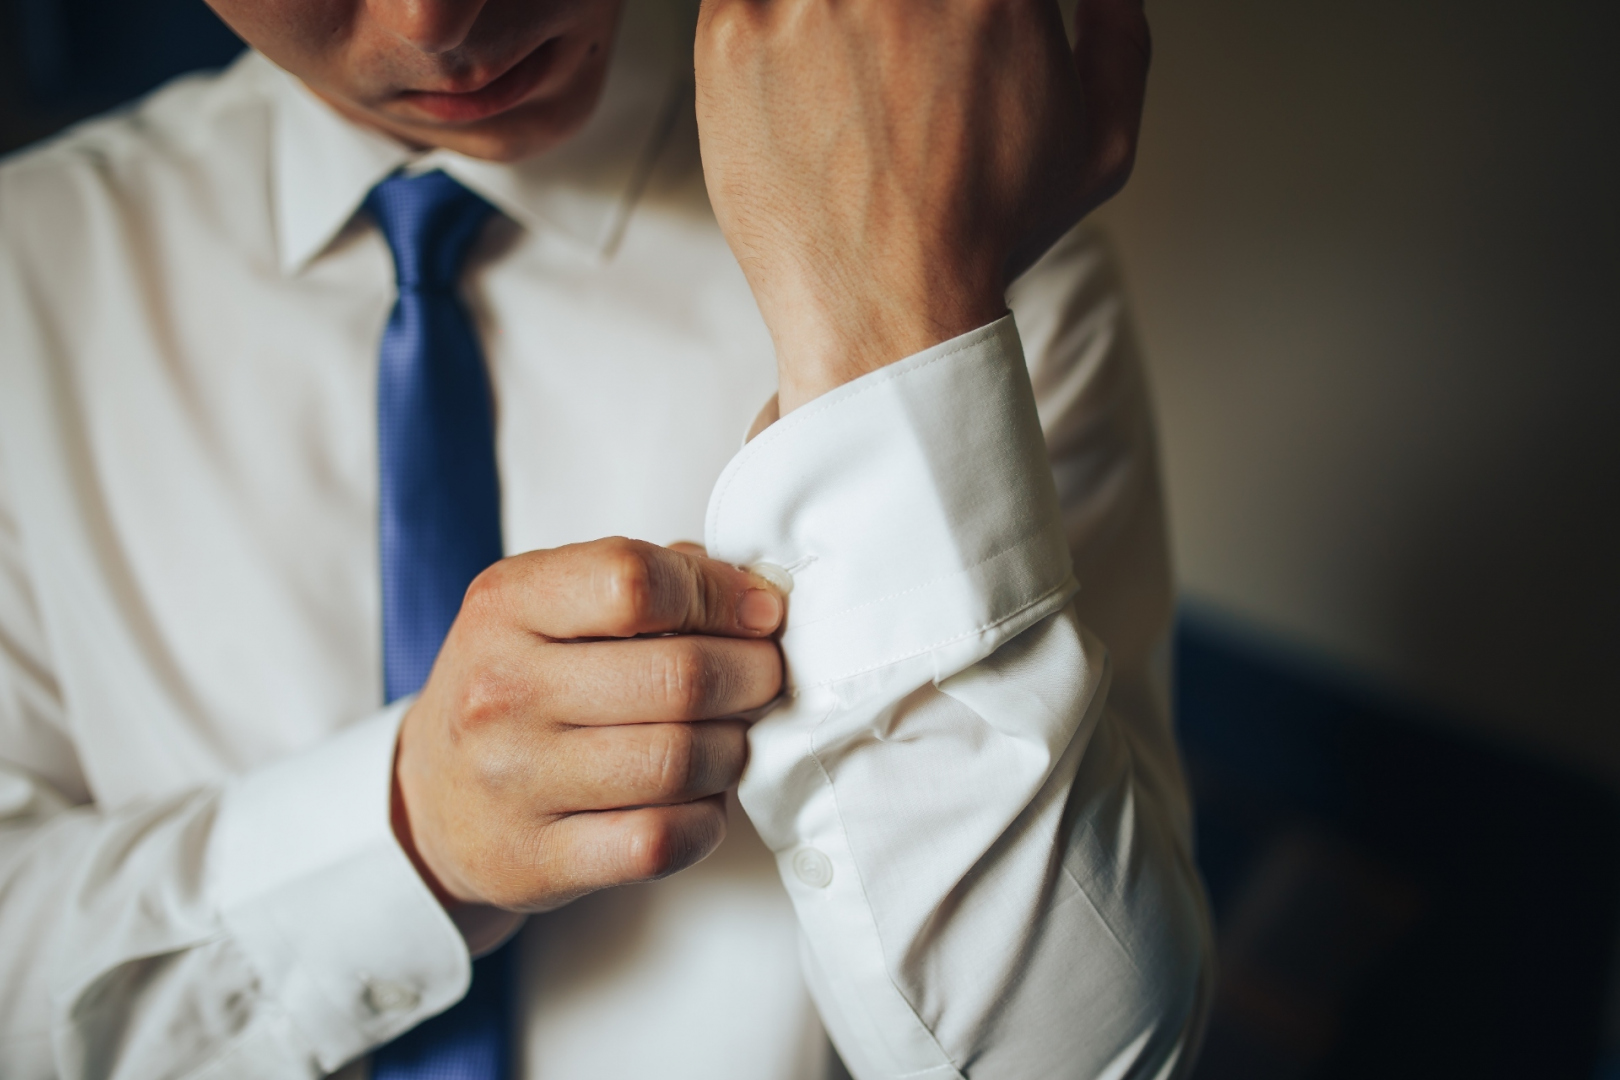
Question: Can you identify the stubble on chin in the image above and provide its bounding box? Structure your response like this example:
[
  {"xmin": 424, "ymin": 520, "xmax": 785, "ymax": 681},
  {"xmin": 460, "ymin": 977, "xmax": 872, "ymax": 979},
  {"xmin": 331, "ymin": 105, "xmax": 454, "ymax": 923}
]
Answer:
[
  {"xmin": 307, "ymin": 14, "xmax": 620, "ymax": 162},
  {"xmin": 315, "ymin": 58, "xmax": 611, "ymax": 162}
]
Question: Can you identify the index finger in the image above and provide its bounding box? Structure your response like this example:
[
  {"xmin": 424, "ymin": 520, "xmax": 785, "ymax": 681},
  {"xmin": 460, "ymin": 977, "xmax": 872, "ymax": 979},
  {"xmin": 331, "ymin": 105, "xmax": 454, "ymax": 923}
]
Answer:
[{"xmin": 474, "ymin": 537, "xmax": 786, "ymax": 642}]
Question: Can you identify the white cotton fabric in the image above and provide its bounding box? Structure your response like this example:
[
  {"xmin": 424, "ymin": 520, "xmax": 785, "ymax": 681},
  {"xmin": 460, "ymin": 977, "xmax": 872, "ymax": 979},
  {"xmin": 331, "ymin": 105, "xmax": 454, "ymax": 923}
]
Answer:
[{"xmin": 0, "ymin": 1, "xmax": 1211, "ymax": 1076}]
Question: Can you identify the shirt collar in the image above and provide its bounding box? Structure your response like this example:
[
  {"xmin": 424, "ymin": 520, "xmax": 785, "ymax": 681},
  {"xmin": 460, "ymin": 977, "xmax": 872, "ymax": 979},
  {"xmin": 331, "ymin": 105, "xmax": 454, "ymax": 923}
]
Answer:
[{"xmin": 266, "ymin": 0, "xmax": 690, "ymax": 276}]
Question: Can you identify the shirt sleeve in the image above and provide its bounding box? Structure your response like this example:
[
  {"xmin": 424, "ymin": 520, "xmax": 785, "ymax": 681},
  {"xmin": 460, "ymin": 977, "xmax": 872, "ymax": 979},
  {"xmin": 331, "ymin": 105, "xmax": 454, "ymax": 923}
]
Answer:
[
  {"xmin": 0, "ymin": 179, "xmax": 472, "ymax": 1078},
  {"xmin": 706, "ymin": 314, "xmax": 1213, "ymax": 1079},
  {"xmin": 0, "ymin": 446, "xmax": 467, "ymax": 1079},
  {"xmin": 0, "ymin": 713, "xmax": 470, "ymax": 1079}
]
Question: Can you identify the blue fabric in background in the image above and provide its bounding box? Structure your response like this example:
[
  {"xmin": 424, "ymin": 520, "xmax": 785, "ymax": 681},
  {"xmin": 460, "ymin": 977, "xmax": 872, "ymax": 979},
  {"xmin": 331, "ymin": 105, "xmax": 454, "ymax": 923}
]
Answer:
[
  {"xmin": 1177, "ymin": 614, "xmax": 1620, "ymax": 1080},
  {"xmin": 13, "ymin": 0, "xmax": 242, "ymax": 108}
]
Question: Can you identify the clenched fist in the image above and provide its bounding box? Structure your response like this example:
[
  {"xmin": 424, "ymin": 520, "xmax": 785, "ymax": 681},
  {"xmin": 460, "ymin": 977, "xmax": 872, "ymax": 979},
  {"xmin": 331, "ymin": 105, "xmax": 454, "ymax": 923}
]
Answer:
[
  {"xmin": 393, "ymin": 539, "xmax": 785, "ymax": 939},
  {"xmin": 694, "ymin": 0, "xmax": 1150, "ymax": 412}
]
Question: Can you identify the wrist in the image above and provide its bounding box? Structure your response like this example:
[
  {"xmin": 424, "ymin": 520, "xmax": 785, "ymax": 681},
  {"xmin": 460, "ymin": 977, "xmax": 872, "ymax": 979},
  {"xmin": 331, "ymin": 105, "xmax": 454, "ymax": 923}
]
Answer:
[
  {"xmin": 764, "ymin": 274, "xmax": 1005, "ymax": 414},
  {"xmin": 391, "ymin": 757, "xmax": 525, "ymax": 954},
  {"xmin": 390, "ymin": 745, "xmax": 459, "ymax": 909}
]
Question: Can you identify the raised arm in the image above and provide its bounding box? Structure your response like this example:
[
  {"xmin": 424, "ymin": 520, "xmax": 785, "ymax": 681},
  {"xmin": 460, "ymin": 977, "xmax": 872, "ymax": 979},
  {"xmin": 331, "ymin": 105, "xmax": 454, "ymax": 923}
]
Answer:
[{"xmin": 693, "ymin": 2, "xmax": 1209, "ymax": 1075}]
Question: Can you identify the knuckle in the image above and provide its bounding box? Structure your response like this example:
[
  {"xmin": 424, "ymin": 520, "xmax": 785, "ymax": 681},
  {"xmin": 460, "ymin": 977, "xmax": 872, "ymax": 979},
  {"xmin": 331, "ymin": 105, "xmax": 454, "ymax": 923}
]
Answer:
[
  {"xmin": 625, "ymin": 814, "xmax": 683, "ymax": 880},
  {"xmin": 699, "ymin": 0, "xmax": 760, "ymax": 58},
  {"xmin": 596, "ymin": 538, "xmax": 656, "ymax": 635},
  {"xmin": 460, "ymin": 559, "xmax": 511, "ymax": 620},
  {"xmin": 1094, "ymin": 133, "xmax": 1137, "ymax": 194},
  {"xmin": 730, "ymin": 640, "xmax": 781, "ymax": 709},
  {"xmin": 644, "ymin": 725, "xmax": 697, "ymax": 800},
  {"xmin": 660, "ymin": 643, "xmax": 719, "ymax": 718},
  {"xmin": 453, "ymin": 663, "xmax": 525, "ymax": 734},
  {"xmin": 624, "ymin": 804, "xmax": 725, "ymax": 881},
  {"xmin": 691, "ymin": 563, "xmax": 728, "ymax": 631},
  {"xmin": 710, "ymin": 721, "xmax": 749, "ymax": 786}
]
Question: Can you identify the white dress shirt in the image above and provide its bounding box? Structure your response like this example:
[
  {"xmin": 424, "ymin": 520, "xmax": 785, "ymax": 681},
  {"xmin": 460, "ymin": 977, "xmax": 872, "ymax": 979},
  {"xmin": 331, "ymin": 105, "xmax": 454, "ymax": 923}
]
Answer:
[{"xmin": 0, "ymin": 1, "xmax": 1212, "ymax": 1076}]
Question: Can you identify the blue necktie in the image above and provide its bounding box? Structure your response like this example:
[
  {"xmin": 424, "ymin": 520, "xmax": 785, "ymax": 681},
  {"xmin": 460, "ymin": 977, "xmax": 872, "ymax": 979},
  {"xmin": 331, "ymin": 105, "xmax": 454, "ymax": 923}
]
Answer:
[{"xmin": 367, "ymin": 170, "xmax": 513, "ymax": 1080}]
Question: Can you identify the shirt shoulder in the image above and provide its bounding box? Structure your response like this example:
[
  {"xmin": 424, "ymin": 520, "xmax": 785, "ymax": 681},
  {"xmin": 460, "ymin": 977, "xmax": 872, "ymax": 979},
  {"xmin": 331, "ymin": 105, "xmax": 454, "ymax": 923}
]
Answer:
[{"xmin": 0, "ymin": 53, "xmax": 279, "ymax": 278}]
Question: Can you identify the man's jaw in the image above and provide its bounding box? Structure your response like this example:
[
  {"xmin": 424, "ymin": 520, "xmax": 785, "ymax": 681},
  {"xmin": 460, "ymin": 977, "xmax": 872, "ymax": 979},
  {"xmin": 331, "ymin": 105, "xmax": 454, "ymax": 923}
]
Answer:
[{"xmin": 393, "ymin": 36, "xmax": 566, "ymax": 125}]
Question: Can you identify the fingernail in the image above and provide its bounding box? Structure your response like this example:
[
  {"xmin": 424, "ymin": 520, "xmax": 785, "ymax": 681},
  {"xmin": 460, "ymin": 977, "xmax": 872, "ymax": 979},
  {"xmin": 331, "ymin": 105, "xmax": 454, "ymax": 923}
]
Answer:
[{"xmin": 739, "ymin": 588, "xmax": 783, "ymax": 632}]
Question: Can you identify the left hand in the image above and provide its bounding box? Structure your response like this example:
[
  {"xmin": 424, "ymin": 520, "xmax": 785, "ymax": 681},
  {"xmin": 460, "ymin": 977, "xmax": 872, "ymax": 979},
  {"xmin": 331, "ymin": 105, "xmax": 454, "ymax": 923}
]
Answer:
[{"xmin": 694, "ymin": 0, "xmax": 1150, "ymax": 413}]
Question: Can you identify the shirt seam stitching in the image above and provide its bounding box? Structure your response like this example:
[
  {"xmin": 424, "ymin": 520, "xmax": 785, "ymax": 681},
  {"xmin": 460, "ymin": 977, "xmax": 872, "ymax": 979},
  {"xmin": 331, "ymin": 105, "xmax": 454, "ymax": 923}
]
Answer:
[{"xmin": 783, "ymin": 521, "xmax": 1064, "ymax": 635}]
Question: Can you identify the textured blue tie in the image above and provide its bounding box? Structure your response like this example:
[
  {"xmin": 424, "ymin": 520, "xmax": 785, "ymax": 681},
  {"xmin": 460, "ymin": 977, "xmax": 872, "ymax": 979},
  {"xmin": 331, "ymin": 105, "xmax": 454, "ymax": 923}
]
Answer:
[
  {"xmin": 367, "ymin": 169, "xmax": 513, "ymax": 1080},
  {"xmin": 370, "ymin": 169, "xmax": 503, "ymax": 704}
]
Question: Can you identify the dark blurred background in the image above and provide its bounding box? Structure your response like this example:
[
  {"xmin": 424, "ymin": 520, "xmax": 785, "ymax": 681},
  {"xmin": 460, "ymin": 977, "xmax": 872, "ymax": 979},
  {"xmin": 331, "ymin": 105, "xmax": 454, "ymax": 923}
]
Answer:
[
  {"xmin": 2, "ymin": 0, "xmax": 1617, "ymax": 1076},
  {"xmin": 1095, "ymin": 6, "xmax": 1620, "ymax": 1073}
]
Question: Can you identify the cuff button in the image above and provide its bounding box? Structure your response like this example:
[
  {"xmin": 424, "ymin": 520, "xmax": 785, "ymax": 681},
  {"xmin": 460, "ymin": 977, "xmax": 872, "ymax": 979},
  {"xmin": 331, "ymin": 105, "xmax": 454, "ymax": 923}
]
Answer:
[
  {"xmin": 364, "ymin": 978, "xmax": 421, "ymax": 1014},
  {"xmin": 791, "ymin": 847, "xmax": 834, "ymax": 888},
  {"xmin": 748, "ymin": 562, "xmax": 794, "ymax": 595}
]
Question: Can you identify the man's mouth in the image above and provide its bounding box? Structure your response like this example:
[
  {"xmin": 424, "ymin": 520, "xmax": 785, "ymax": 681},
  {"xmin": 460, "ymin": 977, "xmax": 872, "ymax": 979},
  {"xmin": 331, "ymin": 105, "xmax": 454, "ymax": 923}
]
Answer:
[{"xmin": 396, "ymin": 39, "xmax": 563, "ymax": 124}]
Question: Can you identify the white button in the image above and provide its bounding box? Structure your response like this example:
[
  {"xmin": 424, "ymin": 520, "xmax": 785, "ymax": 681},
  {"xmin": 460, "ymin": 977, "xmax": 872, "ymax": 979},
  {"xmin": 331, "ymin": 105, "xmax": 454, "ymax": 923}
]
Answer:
[
  {"xmin": 748, "ymin": 562, "xmax": 794, "ymax": 595},
  {"xmin": 364, "ymin": 978, "xmax": 420, "ymax": 1014},
  {"xmin": 792, "ymin": 847, "xmax": 834, "ymax": 888}
]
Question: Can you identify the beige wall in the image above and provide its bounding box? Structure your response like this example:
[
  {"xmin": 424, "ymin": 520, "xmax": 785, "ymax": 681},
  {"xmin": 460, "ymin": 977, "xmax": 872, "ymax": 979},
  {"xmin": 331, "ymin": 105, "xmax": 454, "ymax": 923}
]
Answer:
[{"xmin": 1096, "ymin": 0, "xmax": 1619, "ymax": 781}]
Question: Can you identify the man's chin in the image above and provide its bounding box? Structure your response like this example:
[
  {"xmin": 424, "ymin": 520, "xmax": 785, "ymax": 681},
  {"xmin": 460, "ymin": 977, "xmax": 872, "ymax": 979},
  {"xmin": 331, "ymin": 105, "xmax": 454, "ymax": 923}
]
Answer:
[
  {"xmin": 414, "ymin": 96, "xmax": 598, "ymax": 163},
  {"xmin": 399, "ymin": 37, "xmax": 567, "ymax": 126},
  {"xmin": 323, "ymin": 77, "xmax": 606, "ymax": 163}
]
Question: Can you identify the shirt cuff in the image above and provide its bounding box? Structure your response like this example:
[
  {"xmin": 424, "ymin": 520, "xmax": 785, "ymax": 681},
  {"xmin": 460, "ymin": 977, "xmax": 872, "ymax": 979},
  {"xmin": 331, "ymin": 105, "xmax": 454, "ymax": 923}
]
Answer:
[
  {"xmin": 210, "ymin": 700, "xmax": 469, "ymax": 1073},
  {"xmin": 705, "ymin": 314, "xmax": 1076, "ymax": 694}
]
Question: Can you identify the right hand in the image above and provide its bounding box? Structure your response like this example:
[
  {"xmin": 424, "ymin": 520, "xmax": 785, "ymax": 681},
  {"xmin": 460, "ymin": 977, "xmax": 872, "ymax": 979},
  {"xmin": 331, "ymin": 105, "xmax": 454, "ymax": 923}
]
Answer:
[{"xmin": 392, "ymin": 537, "xmax": 785, "ymax": 920}]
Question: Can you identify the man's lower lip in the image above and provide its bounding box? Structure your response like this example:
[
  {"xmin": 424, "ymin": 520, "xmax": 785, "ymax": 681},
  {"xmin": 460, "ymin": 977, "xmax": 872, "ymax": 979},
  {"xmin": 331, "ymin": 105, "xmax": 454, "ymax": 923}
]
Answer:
[{"xmin": 398, "ymin": 42, "xmax": 557, "ymax": 123}]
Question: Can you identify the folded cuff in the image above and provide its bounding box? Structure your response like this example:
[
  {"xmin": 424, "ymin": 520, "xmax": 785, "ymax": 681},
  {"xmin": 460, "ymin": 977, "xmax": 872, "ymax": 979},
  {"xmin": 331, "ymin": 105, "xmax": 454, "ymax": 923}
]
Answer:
[
  {"xmin": 705, "ymin": 315, "xmax": 1076, "ymax": 694},
  {"xmin": 210, "ymin": 701, "xmax": 469, "ymax": 1072}
]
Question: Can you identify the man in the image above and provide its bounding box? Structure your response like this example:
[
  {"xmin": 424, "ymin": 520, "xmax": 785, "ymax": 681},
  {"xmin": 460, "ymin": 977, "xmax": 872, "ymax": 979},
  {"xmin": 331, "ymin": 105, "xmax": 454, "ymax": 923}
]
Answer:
[{"xmin": 0, "ymin": 0, "xmax": 1211, "ymax": 1076}]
